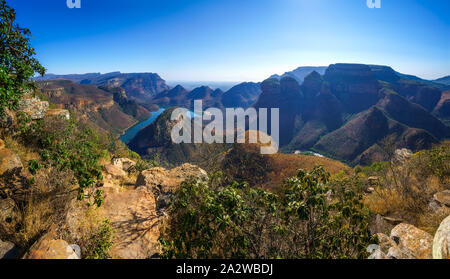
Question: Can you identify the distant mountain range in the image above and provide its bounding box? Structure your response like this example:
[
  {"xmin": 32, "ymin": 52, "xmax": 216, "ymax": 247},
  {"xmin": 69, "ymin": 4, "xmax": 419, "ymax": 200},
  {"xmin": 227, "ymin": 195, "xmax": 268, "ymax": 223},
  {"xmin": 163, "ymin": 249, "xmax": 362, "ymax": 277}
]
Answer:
[
  {"xmin": 37, "ymin": 64, "xmax": 450, "ymax": 166},
  {"xmin": 434, "ymin": 76, "xmax": 450, "ymax": 86},
  {"xmin": 255, "ymin": 63, "xmax": 450, "ymax": 165},
  {"xmin": 270, "ymin": 66, "xmax": 328, "ymax": 84},
  {"xmin": 36, "ymin": 72, "xmax": 169, "ymax": 102}
]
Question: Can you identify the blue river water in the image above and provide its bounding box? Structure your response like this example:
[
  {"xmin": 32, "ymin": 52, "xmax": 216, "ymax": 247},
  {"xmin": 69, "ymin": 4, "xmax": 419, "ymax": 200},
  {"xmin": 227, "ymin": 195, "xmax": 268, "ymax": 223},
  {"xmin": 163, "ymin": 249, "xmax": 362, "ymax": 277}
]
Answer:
[
  {"xmin": 120, "ymin": 108, "xmax": 197, "ymax": 144},
  {"xmin": 120, "ymin": 108, "xmax": 166, "ymax": 143}
]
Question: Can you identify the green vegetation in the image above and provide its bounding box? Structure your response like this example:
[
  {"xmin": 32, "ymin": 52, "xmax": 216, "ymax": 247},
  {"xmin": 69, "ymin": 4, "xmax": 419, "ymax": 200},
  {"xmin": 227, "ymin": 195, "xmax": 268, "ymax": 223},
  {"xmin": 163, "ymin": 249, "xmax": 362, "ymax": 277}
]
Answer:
[
  {"xmin": 160, "ymin": 167, "xmax": 373, "ymax": 259},
  {"xmin": 0, "ymin": 0, "xmax": 45, "ymax": 114},
  {"xmin": 19, "ymin": 114, "xmax": 107, "ymax": 207},
  {"xmin": 82, "ymin": 219, "xmax": 114, "ymax": 259},
  {"xmin": 358, "ymin": 141, "xmax": 449, "ymax": 234}
]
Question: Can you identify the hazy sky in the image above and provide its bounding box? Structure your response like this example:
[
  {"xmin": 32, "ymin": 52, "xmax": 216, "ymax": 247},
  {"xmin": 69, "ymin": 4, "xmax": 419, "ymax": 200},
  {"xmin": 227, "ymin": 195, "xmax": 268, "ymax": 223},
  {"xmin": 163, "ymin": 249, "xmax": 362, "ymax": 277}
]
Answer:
[{"xmin": 8, "ymin": 0, "xmax": 450, "ymax": 82}]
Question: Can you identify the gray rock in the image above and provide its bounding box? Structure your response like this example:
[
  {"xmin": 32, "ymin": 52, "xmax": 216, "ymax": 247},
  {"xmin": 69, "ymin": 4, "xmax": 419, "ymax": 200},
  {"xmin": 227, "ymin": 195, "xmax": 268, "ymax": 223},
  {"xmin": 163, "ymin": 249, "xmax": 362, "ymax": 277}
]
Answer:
[
  {"xmin": 0, "ymin": 240, "xmax": 19, "ymax": 259},
  {"xmin": 368, "ymin": 249, "xmax": 386, "ymax": 259},
  {"xmin": 433, "ymin": 215, "xmax": 450, "ymax": 259},
  {"xmin": 112, "ymin": 158, "xmax": 136, "ymax": 172},
  {"xmin": 70, "ymin": 244, "xmax": 81, "ymax": 259},
  {"xmin": 367, "ymin": 244, "xmax": 380, "ymax": 254},
  {"xmin": 18, "ymin": 97, "xmax": 49, "ymax": 120}
]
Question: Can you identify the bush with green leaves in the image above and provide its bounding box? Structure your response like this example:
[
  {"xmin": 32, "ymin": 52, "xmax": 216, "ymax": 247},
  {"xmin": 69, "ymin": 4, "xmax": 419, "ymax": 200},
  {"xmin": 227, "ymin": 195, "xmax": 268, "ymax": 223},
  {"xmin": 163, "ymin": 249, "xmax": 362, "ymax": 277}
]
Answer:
[
  {"xmin": 19, "ymin": 115, "xmax": 107, "ymax": 207},
  {"xmin": 0, "ymin": 0, "xmax": 45, "ymax": 114},
  {"xmin": 160, "ymin": 167, "xmax": 374, "ymax": 259}
]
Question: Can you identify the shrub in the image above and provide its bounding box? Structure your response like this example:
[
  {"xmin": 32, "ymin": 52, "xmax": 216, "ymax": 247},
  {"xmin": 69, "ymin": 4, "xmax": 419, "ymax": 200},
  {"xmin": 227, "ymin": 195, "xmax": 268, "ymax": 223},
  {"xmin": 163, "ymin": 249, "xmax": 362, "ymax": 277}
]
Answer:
[
  {"xmin": 19, "ymin": 115, "xmax": 106, "ymax": 207},
  {"xmin": 160, "ymin": 167, "xmax": 374, "ymax": 259},
  {"xmin": 82, "ymin": 219, "xmax": 114, "ymax": 259}
]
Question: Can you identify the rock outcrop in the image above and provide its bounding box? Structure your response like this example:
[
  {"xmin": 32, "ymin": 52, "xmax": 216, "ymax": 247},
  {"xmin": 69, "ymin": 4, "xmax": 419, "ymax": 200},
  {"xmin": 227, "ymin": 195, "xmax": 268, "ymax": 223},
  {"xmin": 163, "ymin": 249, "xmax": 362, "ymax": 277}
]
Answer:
[
  {"xmin": 0, "ymin": 239, "xmax": 18, "ymax": 259},
  {"xmin": 433, "ymin": 190, "xmax": 450, "ymax": 208},
  {"xmin": 45, "ymin": 109, "xmax": 70, "ymax": 120},
  {"xmin": 0, "ymin": 139, "xmax": 23, "ymax": 176},
  {"xmin": 433, "ymin": 215, "xmax": 450, "ymax": 259},
  {"xmin": 25, "ymin": 230, "xmax": 81, "ymax": 259},
  {"xmin": 111, "ymin": 158, "xmax": 136, "ymax": 172},
  {"xmin": 95, "ymin": 163, "xmax": 208, "ymax": 259},
  {"xmin": 101, "ymin": 186, "xmax": 160, "ymax": 259},
  {"xmin": 369, "ymin": 223, "xmax": 434, "ymax": 259},
  {"xmin": 18, "ymin": 97, "xmax": 49, "ymax": 120},
  {"xmin": 136, "ymin": 163, "xmax": 207, "ymax": 210},
  {"xmin": 104, "ymin": 164, "xmax": 127, "ymax": 178},
  {"xmin": 390, "ymin": 223, "xmax": 433, "ymax": 259}
]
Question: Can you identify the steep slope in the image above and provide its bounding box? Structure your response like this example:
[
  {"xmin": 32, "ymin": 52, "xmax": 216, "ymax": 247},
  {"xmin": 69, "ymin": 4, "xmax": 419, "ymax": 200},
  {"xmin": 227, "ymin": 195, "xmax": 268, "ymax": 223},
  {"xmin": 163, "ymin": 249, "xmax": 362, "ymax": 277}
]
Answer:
[
  {"xmin": 221, "ymin": 82, "xmax": 261, "ymax": 108},
  {"xmin": 253, "ymin": 77, "xmax": 303, "ymax": 146},
  {"xmin": 151, "ymin": 82, "xmax": 261, "ymax": 110},
  {"xmin": 323, "ymin": 64, "xmax": 382, "ymax": 113},
  {"xmin": 434, "ymin": 76, "xmax": 450, "ymax": 86},
  {"xmin": 433, "ymin": 91, "xmax": 450, "ymax": 125},
  {"xmin": 128, "ymin": 108, "xmax": 229, "ymax": 167},
  {"xmin": 376, "ymin": 90, "xmax": 450, "ymax": 139},
  {"xmin": 313, "ymin": 107, "xmax": 438, "ymax": 165},
  {"xmin": 37, "ymin": 80, "xmax": 150, "ymax": 135},
  {"xmin": 37, "ymin": 72, "xmax": 169, "ymax": 102},
  {"xmin": 151, "ymin": 85, "xmax": 191, "ymax": 108},
  {"xmin": 369, "ymin": 65, "xmax": 443, "ymax": 111}
]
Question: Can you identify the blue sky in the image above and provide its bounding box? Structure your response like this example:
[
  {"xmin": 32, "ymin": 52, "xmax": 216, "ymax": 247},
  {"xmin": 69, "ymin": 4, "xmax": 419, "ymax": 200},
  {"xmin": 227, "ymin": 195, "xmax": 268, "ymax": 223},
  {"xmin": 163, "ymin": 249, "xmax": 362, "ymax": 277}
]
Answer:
[{"xmin": 7, "ymin": 0, "xmax": 450, "ymax": 82}]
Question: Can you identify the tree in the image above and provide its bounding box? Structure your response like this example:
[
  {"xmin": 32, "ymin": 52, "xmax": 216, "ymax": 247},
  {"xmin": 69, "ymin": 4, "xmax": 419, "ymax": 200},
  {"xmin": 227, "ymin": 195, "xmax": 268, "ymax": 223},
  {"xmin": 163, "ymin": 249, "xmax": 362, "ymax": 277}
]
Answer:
[{"xmin": 0, "ymin": 0, "xmax": 45, "ymax": 114}]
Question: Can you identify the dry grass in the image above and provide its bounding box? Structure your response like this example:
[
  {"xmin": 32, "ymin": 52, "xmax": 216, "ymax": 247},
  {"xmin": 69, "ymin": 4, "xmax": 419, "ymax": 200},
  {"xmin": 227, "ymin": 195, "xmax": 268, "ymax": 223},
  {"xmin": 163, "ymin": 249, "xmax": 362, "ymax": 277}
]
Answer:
[
  {"xmin": 5, "ymin": 166, "xmax": 76, "ymax": 251},
  {"xmin": 362, "ymin": 142, "xmax": 449, "ymax": 233},
  {"xmin": 266, "ymin": 153, "xmax": 350, "ymax": 191},
  {"xmin": 3, "ymin": 135, "xmax": 40, "ymax": 167}
]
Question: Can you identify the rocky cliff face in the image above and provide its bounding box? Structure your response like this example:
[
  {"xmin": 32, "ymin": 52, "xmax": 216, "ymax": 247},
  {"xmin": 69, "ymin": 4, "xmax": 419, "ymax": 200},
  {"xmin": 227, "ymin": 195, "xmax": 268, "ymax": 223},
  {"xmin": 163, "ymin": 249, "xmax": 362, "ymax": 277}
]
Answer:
[
  {"xmin": 152, "ymin": 82, "xmax": 262, "ymax": 111},
  {"xmin": 324, "ymin": 64, "xmax": 381, "ymax": 113},
  {"xmin": 252, "ymin": 63, "xmax": 449, "ymax": 165},
  {"xmin": 38, "ymin": 80, "xmax": 151, "ymax": 135},
  {"xmin": 128, "ymin": 108, "xmax": 229, "ymax": 167},
  {"xmin": 37, "ymin": 72, "xmax": 169, "ymax": 102}
]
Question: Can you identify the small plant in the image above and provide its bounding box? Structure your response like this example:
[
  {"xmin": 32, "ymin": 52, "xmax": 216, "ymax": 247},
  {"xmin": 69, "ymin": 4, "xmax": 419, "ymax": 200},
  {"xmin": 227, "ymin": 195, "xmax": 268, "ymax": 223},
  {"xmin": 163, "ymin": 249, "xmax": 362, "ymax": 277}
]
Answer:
[{"xmin": 83, "ymin": 219, "xmax": 114, "ymax": 259}]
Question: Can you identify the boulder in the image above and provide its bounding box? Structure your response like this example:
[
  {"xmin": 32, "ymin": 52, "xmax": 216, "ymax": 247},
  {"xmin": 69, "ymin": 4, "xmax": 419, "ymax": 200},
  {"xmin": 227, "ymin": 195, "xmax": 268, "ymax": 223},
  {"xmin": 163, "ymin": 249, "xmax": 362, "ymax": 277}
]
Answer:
[
  {"xmin": 26, "ymin": 239, "xmax": 80, "ymax": 259},
  {"xmin": 390, "ymin": 223, "xmax": 433, "ymax": 259},
  {"xmin": 45, "ymin": 109, "xmax": 70, "ymax": 120},
  {"xmin": 394, "ymin": 148, "xmax": 413, "ymax": 163},
  {"xmin": 433, "ymin": 215, "xmax": 450, "ymax": 259},
  {"xmin": 386, "ymin": 246, "xmax": 415, "ymax": 259},
  {"xmin": 0, "ymin": 108, "xmax": 16, "ymax": 128},
  {"xmin": 101, "ymin": 186, "xmax": 160, "ymax": 259},
  {"xmin": 111, "ymin": 158, "xmax": 136, "ymax": 172},
  {"xmin": 136, "ymin": 163, "xmax": 207, "ymax": 194},
  {"xmin": 0, "ymin": 239, "xmax": 19, "ymax": 259},
  {"xmin": 376, "ymin": 233, "xmax": 397, "ymax": 254},
  {"xmin": 136, "ymin": 164, "xmax": 208, "ymax": 211},
  {"xmin": 0, "ymin": 148, "xmax": 23, "ymax": 176},
  {"xmin": 433, "ymin": 190, "xmax": 450, "ymax": 207},
  {"xmin": 18, "ymin": 97, "xmax": 49, "ymax": 120},
  {"xmin": 104, "ymin": 164, "xmax": 127, "ymax": 178},
  {"xmin": 368, "ymin": 249, "xmax": 386, "ymax": 259}
]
